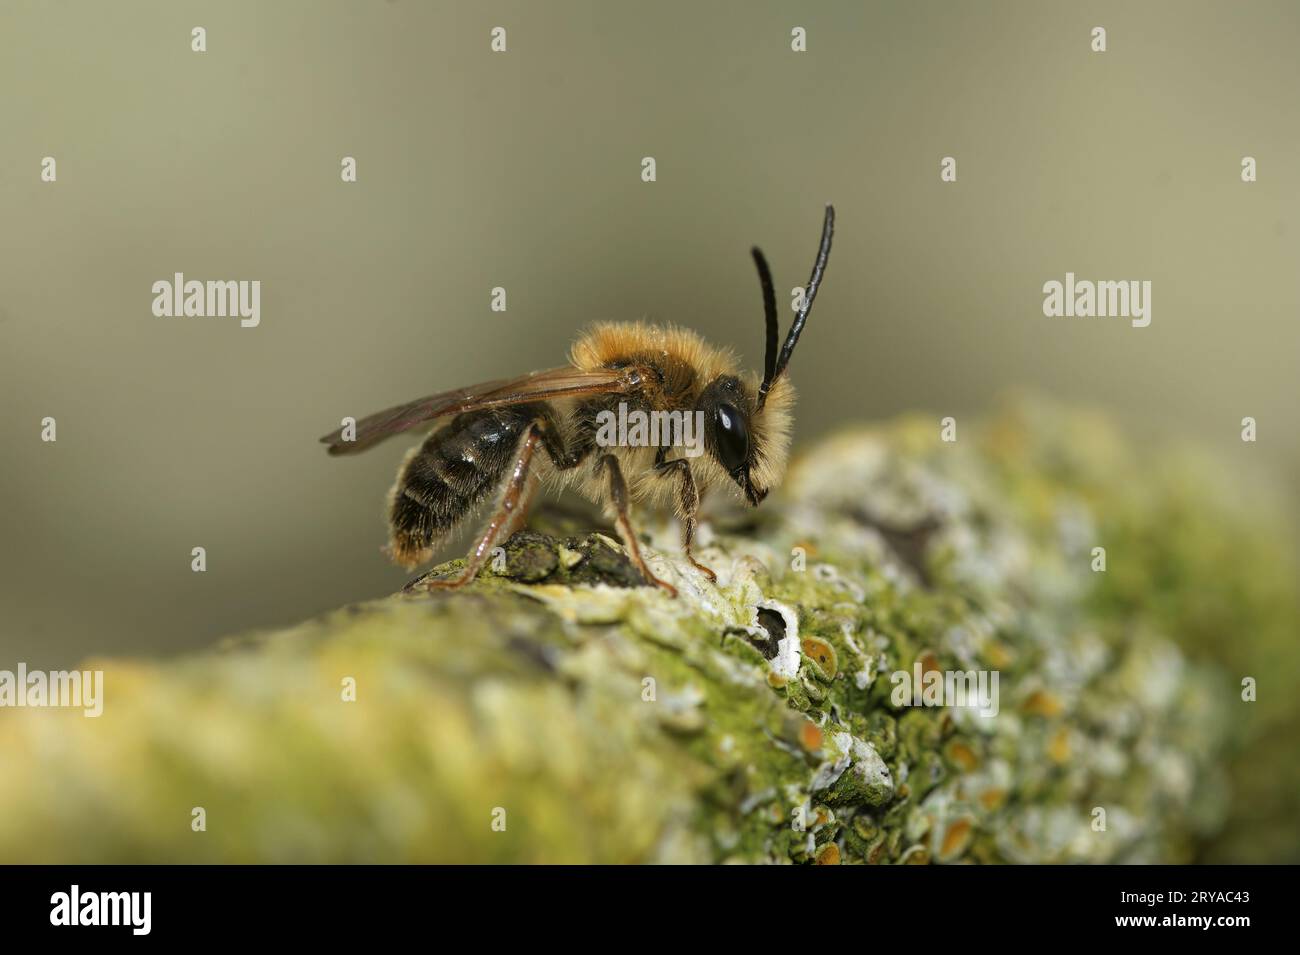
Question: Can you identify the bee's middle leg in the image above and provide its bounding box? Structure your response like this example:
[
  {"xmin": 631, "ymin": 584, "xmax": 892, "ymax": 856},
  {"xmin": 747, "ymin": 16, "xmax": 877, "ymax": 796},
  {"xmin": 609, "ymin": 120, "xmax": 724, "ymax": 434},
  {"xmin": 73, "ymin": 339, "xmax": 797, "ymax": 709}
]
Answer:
[
  {"xmin": 654, "ymin": 457, "xmax": 716, "ymax": 583},
  {"xmin": 419, "ymin": 422, "xmax": 544, "ymax": 591},
  {"xmin": 597, "ymin": 454, "xmax": 678, "ymax": 597}
]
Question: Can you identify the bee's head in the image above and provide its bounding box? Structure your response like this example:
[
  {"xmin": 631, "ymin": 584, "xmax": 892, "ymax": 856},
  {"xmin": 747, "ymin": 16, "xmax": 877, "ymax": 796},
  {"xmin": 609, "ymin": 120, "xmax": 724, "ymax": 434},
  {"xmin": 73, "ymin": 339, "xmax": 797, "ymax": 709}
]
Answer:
[
  {"xmin": 699, "ymin": 374, "xmax": 781, "ymax": 506},
  {"xmin": 706, "ymin": 204, "xmax": 834, "ymax": 506}
]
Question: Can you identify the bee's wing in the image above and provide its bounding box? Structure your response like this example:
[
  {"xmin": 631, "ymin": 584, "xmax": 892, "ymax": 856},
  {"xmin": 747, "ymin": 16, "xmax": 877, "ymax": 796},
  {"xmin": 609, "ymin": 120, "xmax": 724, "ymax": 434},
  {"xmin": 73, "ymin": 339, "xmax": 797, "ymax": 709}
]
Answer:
[{"xmin": 320, "ymin": 365, "xmax": 644, "ymax": 455}]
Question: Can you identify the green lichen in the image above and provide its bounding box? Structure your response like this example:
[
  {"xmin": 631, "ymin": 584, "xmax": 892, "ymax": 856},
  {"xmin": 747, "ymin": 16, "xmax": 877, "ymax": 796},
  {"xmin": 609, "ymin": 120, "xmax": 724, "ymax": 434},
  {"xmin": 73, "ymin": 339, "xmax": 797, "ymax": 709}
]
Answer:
[{"xmin": 0, "ymin": 398, "xmax": 1294, "ymax": 863}]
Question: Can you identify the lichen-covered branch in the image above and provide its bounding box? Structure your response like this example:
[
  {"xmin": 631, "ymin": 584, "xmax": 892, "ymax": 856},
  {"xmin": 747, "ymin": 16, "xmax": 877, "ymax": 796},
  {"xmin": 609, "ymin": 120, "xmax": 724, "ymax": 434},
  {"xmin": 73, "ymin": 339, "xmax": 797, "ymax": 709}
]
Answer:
[{"xmin": 1, "ymin": 400, "xmax": 1295, "ymax": 863}]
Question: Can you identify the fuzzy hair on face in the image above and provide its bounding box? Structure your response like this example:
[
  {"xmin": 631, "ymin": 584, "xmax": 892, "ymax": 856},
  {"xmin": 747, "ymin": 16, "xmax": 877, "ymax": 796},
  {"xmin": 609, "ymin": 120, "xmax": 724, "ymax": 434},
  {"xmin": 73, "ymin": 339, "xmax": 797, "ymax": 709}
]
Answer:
[{"xmin": 743, "ymin": 370, "xmax": 794, "ymax": 501}]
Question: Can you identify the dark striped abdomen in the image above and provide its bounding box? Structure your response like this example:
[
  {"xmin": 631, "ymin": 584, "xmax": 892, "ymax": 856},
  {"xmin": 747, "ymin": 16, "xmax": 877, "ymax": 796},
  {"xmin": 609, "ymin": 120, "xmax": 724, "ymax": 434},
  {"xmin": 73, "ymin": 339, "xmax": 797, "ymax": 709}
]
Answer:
[{"xmin": 387, "ymin": 404, "xmax": 545, "ymax": 567}]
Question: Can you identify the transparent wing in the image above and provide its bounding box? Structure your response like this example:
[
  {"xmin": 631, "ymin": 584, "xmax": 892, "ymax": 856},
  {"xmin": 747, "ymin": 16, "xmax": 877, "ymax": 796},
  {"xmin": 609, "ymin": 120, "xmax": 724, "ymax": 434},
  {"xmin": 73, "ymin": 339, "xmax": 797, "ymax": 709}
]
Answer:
[{"xmin": 320, "ymin": 365, "xmax": 642, "ymax": 455}]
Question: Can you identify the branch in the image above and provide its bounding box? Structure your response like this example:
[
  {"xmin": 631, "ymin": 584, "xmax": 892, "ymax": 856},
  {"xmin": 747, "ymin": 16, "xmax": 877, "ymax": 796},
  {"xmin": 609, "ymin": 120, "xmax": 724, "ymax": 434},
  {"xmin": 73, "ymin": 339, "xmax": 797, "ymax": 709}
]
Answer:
[{"xmin": 0, "ymin": 399, "xmax": 1294, "ymax": 863}]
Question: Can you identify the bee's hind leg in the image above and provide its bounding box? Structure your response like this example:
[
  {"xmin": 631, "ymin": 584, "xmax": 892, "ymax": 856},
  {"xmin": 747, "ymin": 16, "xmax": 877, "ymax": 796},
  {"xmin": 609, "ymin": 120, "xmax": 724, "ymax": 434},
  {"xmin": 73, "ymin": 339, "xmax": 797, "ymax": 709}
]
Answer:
[
  {"xmin": 654, "ymin": 457, "xmax": 717, "ymax": 583},
  {"xmin": 597, "ymin": 454, "xmax": 678, "ymax": 597},
  {"xmin": 416, "ymin": 422, "xmax": 544, "ymax": 592}
]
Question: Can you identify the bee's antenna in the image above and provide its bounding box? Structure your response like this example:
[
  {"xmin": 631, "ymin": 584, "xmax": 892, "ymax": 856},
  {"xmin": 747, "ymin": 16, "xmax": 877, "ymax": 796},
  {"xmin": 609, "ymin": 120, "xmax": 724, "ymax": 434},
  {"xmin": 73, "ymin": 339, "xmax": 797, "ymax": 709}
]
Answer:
[
  {"xmin": 759, "ymin": 204, "xmax": 835, "ymax": 408},
  {"xmin": 752, "ymin": 246, "xmax": 778, "ymax": 398}
]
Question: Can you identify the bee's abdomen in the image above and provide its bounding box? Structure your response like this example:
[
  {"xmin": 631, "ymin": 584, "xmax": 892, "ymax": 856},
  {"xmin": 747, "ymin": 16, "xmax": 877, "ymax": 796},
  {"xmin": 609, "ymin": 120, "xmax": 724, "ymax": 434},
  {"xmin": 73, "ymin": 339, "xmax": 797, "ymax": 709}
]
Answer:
[{"xmin": 386, "ymin": 405, "xmax": 544, "ymax": 568}]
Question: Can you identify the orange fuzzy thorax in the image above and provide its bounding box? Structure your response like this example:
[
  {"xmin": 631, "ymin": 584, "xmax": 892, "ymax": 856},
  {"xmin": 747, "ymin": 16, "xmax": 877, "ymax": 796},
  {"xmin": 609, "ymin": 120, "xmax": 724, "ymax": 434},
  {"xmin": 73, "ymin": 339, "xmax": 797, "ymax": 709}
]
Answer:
[{"xmin": 568, "ymin": 321, "xmax": 795, "ymax": 505}]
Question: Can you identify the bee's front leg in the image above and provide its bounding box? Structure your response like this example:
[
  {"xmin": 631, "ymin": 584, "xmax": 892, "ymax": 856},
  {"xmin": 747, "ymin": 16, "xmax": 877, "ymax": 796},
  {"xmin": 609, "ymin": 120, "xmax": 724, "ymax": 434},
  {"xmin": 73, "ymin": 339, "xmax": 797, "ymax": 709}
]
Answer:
[
  {"xmin": 597, "ymin": 454, "xmax": 678, "ymax": 597},
  {"xmin": 654, "ymin": 456, "xmax": 717, "ymax": 584}
]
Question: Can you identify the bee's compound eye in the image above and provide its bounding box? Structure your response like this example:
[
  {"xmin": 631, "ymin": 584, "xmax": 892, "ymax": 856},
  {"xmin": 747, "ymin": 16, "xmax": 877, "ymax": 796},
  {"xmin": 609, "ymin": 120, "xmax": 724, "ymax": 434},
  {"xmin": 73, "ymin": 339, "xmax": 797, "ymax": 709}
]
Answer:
[{"xmin": 714, "ymin": 402, "xmax": 749, "ymax": 474}]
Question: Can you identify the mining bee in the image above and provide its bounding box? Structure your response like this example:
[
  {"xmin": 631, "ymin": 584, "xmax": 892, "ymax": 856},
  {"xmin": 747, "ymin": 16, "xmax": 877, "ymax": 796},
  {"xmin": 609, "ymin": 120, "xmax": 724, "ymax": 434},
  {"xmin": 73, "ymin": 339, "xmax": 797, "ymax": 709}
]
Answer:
[{"xmin": 321, "ymin": 205, "xmax": 835, "ymax": 597}]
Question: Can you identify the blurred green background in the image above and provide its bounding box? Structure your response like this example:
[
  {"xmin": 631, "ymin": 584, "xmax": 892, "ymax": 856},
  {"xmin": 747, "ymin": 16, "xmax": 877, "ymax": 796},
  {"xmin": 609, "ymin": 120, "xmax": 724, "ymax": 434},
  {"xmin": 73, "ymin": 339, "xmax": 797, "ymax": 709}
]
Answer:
[{"xmin": 1, "ymin": 0, "xmax": 1296, "ymax": 665}]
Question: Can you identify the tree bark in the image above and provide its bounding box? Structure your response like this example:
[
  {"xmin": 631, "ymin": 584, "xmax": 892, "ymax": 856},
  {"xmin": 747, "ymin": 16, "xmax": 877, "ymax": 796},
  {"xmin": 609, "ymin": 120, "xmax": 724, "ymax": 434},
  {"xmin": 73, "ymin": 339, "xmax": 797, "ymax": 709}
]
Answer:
[{"xmin": 1, "ymin": 400, "xmax": 1295, "ymax": 863}]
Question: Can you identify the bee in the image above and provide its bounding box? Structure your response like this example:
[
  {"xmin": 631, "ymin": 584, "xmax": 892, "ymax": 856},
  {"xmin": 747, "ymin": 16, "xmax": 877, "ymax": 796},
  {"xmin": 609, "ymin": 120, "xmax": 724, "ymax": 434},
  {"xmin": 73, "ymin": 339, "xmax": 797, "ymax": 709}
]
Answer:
[{"xmin": 320, "ymin": 205, "xmax": 835, "ymax": 597}]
